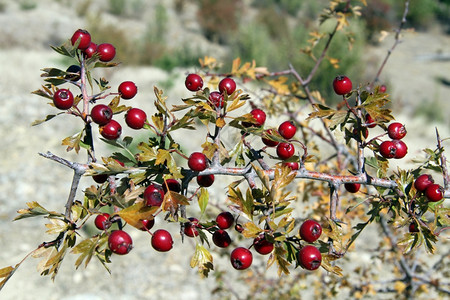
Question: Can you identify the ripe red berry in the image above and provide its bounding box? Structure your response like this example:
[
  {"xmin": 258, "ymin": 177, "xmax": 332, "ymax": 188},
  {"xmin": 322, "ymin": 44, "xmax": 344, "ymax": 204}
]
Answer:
[
  {"xmin": 387, "ymin": 122, "xmax": 407, "ymax": 140},
  {"xmin": 425, "ymin": 183, "xmax": 443, "ymax": 202},
  {"xmin": 218, "ymin": 77, "xmax": 237, "ymax": 95},
  {"xmin": 333, "ymin": 75, "xmax": 352, "ymax": 95},
  {"xmin": 379, "ymin": 140, "xmax": 396, "ymax": 159},
  {"xmin": 91, "ymin": 104, "xmax": 113, "ymax": 125},
  {"xmin": 212, "ymin": 229, "xmax": 231, "ymax": 248},
  {"xmin": 278, "ymin": 121, "xmax": 297, "ymax": 139},
  {"xmin": 185, "ymin": 74, "xmax": 203, "ymax": 91},
  {"xmin": 108, "ymin": 230, "xmax": 133, "ymax": 255},
  {"xmin": 253, "ymin": 235, "xmax": 274, "ymax": 255},
  {"xmin": 262, "ymin": 129, "xmax": 280, "ymax": 147},
  {"xmin": 162, "ymin": 178, "xmax": 181, "ymax": 193},
  {"xmin": 184, "ymin": 217, "xmax": 200, "ymax": 237},
  {"xmin": 94, "ymin": 213, "xmax": 111, "ymax": 230},
  {"xmin": 276, "ymin": 143, "xmax": 295, "ymax": 160},
  {"xmin": 125, "ymin": 108, "xmax": 147, "ymax": 129},
  {"xmin": 151, "ymin": 229, "xmax": 173, "ymax": 252},
  {"xmin": 137, "ymin": 218, "xmax": 155, "ymax": 231},
  {"xmin": 230, "ymin": 247, "xmax": 253, "ymax": 270},
  {"xmin": 299, "ymin": 219, "xmax": 322, "ymax": 243},
  {"xmin": 282, "ymin": 162, "xmax": 299, "ymax": 170},
  {"xmin": 216, "ymin": 212, "xmax": 234, "ymax": 230},
  {"xmin": 143, "ymin": 184, "xmax": 165, "ymax": 207},
  {"xmin": 365, "ymin": 114, "xmax": 376, "ymax": 128},
  {"xmin": 344, "ymin": 183, "xmax": 361, "ymax": 193},
  {"xmin": 250, "ymin": 108, "xmax": 266, "ymax": 126},
  {"xmin": 414, "ymin": 174, "xmax": 434, "ymax": 193},
  {"xmin": 188, "ymin": 152, "xmax": 208, "ymax": 172},
  {"xmin": 409, "ymin": 222, "xmax": 419, "ymax": 233},
  {"xmin": 208, "ymin": 91, "xmax": 224, "ymax": 108},
  {"xmin": 379, "ymin": 85, "xmax": 387, "ymax": 93},
  {"xmin": 392, "ymin": 139, "xmax": 408, "ymax": 159},
  {"xmin": 96, "ymin": 43, "xmax": 116, "ymax": 62},
  {"xmin": 53, "ymin": 89, "xmax": 74, "ymax": 110},
  {"xmin": 298, "ymin": 245, "xmax": 322, "ymax": 271},
  {"xmin": 71, "ymin": 29, "xmax": 91, "ymax": 50},
  {"xmin": 118, "ymin": 81, "xmax": 138, "ymax": 100},
  {"xmin": 99, "ymin": 120, "xmax": 122, "ymax": 140},
  {"xmin": 83, "ymin": 42, "xmax": 97, "ymax": 58},
  {"xmin": 197, "ymin": 174, "xmax": 215, "ymax": 187},
  {"xmin": 93, "ymin": 174, "xmax": 108, "ymax": 184}
]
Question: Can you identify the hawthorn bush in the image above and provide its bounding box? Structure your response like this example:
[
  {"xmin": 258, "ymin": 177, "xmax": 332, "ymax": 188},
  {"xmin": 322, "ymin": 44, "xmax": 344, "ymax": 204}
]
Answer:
[{"xmin": 1, "ymin": 0, "xmax": 449, "ymax": 299}]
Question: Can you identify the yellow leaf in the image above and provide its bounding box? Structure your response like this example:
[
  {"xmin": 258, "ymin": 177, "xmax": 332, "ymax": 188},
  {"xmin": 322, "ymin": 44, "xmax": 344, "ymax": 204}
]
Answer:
[
  {"xmin": 394, "ymin": 281, "xmax": 407, "ymax": 293},
  {"xmin": 115, "ymin": 202, "xmax": 158, "ymax": 229},
  {"xmin": 242, "ymin": 222, "xmax": 262, "ymax": 238},
  {"xmin": 155, "ymin": 149, "xmax": 171, "ymax": 165},
  {"xmin": 190, "ymin": 244, "xmax": 213, "ymax": 278},
  {"xmin": 216, "ymin": 117, "xmax": 226, "ymax": 128},
  {"xmin": 45, "ymin": 218, "xmax": 69, "ymax": 234}
]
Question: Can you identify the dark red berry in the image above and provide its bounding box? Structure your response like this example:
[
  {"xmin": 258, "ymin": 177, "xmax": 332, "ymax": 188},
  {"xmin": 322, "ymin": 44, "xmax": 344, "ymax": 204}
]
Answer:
[
  {"xmin": 282, "ymin": 161, "xmax": 299, "ymax": 170},
  {"xmin": 218, "ymin": 78, "xmax": 236, "ymax": 95},
  {"xmin": 379, "ymin": 140, "xmax": 396, "ymax": 159},
  {"xmin": 365, "ymin": 114, "xmax": 376, "ymax": 128},
  {"xmin": 185, "ymin": 74, "xmax": 203, "ymax": 91},
  {"xmin": 94, "ymin": 213, "xmax": 111, "ymax": 230},
  {"xmin": 184, "ymin": 217, "xmax": 200, "ymax": 237},
  {"xmin": 392, "ymin": 139, "xmax": 407, "ymax": 159},
  {"xmin": 409, "ymin": 222, "xmax": 419, "ymax": 233},
  {"xmin": 162, "ymin": 179, "xmax": 181, "ymax": 193},
  {"xmin": 125, "ymin": 108, "xmax": 147, "ymax": 129},
  {"xmin": 53, "ymin": 89, "xmax": 74, "ymax": 110},
  {"xmin": 216, "ymin": 212, "xmax": 234, "ymax": 230},
  {"xmin": 99, "ymin": 120, "xmax": 122, "ymax": 140},
  {"xmin": 298, "ymin": 245, "xmax": 322, "ymax": 271},
  {"xmin": 230, "ymin": 247, "xmax": 253, "ymax": 270},
  {"xmin": 108, "ymin": 230, "xmax": 133, "ymax": 255},
  {"xmin": 262, "ymin": 129, "xmax": 280, "ymax": 147},
  {"xmin": 387, "ymin": 122, "xmax": 407, "ymax": 140},
  {"xmin": 188, "ymin": 152, "xmax": 208, "ymax": 172},
  {"xmin": 93, "ymin": 174, "xmax": 108, "ymax": 184},
  {"xmin": 151, "ymin": 229, "xmax": 173, "ymax": 252},
  {"xmin": 208, "ymin": 91, "xmax": 224, "ymax": 108},
  {"xmin": 344, "ymin": 183, "xmax": 361, "ymax": 193},
  {"xmin": 379, "ymin": 85, "xmax": 387, "ymax": 93},
  {"xmin": 65, "ymin": 65, "xmax": 81, "ymax": 81},
  {"xmin": 91, "ymin": 104, "xmax": 113, "ymax": 125},
  {"xmin": 253, "ymin": 235, "xmax": 274, "ymax": 255},
  {"xmin": 276, "ymin": 143, "xmax": 295, "ymax": 160},
  {"xmin": 71, "ymin": 29, "xmax": 91, "ymax": 50},
  {"xmin": 97, "ymin": 43, "xmax": 116, "ymax": 62},
  {"xmin": 414, "ymin": 174, "xmax": 434, "ymax": 193},
  {"xmin": 118, "ymin": 81, "xmax": 138, "ymax": 100},
  {"xmin": 197, "ymin": 174, "xmax": 215, "ymax": 187},
  {"xmin": 212, "ymin": 229, "xmax": 231, "ymax": 248},
  {"xmin": 333, "ymin": 75, "xmax": 352, "ymax": 95},
  {"xmin": 299, "ymin": 219, "xmax": 322, "ymax": 243},
  {"xmin": 137, "ymin": 218, "xmax": 155, "ymax": 231},
  {"xmin": 83, "ymin": 42, "xmax": 97, "ymax": 58},
  {"xmin": 143, "ymin": 184, "xmax": 165, "ymax": 207},
  {"xmin": 278, "ymin": 121, "xmax": 297, "ymax": 139},
  {"xmin": 425, "ymin": 184, "xmax": 443, "ymax": 202}
]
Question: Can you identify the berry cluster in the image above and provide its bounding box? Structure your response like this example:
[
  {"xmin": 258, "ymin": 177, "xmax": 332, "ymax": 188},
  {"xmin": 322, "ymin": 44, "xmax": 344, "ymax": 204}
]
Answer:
[{"xmin": 379, "ymin": 122, "xmax": 408, "ymax": 159}]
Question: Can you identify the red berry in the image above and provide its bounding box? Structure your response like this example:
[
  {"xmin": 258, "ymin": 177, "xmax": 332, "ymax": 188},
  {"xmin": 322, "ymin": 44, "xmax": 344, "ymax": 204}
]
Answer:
[
  {"xmin": 218, "ymin": 78, "xmax": 237, "ymax": 95},
  {"xmin": 299, "ymin": 219, "xmax": 322, "ymax": 243},
  {"xmin": 71, "ymin": 29, "xmax": 91, "ymax": 50},
  {"xmin": 253, "ymin": 235, "xmax": 274, "ymax": 255},
  {"xmin": 282, "ymin": 161, "xmax": 299, "ymax": 170},
  {"xmin": 188, "ymin": 152, "xmax": 208, "ymax": 172},
  {"xmin": 387, "ymin": 122, "xmax": 407, "ymax": 140},
  {"xmin": 409, "ymin": 222, "xmax": 419, "ymax": 233},
  {"xmin": 184, "ymin": 218, "xmax": 200, "ymax": 237},
  {"xmin": 94, "ymin": 213, "xmax": 111, "ymax": 230},
  {"xmin": 83, "ymin": 42, "xmax": 97, "ymax": 58},
  {"xmin": 276, "ymin": 143, "xmax": 295, "ymax": 160},
  {"xmin": 216, "ymin": 212, "xmax": 234, "ymax": 230},
  {"xmin": 425, "ymin": 184, "xmax": 443, "ymax": 202},
  {"xmin": 379, "ymin": 85, "xmax": 387, "ymax": 93},
  {"xmin": 143, "ymin": 184, "xmax": 165, "ymax": 207},
  {"xmin": 250, "ymin": 109, "xmax": 266, "ymax": 126},
  {"xmin": 53, "ymin": 89, "xmax": 74, "ymax": 110},
  {"xmin": 392, "ymin": 139, "xmax": 407, "ymax": 159},
  {"xmin": 208, "ymin": 91, "xmax": 224, "ymax": 108},
  {"xmin": 379, "ymin": 140, "xmax": 396, "ymax": 159},
  {"xmin": 118, "ymin": 81, "xmax": 138, "ymax": 100},
  {"xmin": 93, "ymin": 174, "xmax": 108, "ymax": 184},
  {"xmin": 97, "ymin": 43, "xmax": 116, "ymax": 62},
  {"xmin": 414, "ymin": 174, "xmax": 434, "ymax": 193},
  {"xmin": 99, "ymin": 120, "xmax": 122, "ymax": 140},
  {"xmin": 108, "ymin": 230, "xmax": 133, "ymax": 255},
  {"xmin": 151, "ymin": 229, "xmax": 173, "ymax": 252},
  {"xmin": 230, "ymin": 247, "xmax": 253, "ymax": 270},
  {"xmin": 125, "ymin": 108, "xmax": 147, "ymax": 129},
  {"xmin": 137, "ymin": 218, "xmax": 155, "ymax": 231},
  {"xmin": 212, "ymin": 229, "xmax": 231, "ymax": 248},
  {"xmin": 162, "ymin": 178, "xmax": 181, "ymax": 193},
  {"xmin": 262, "ymin": 129, "xmax": 280, "ymax": 147},
  {"xmin": 333, "ymin": 75, "xmax": 352, "ymax": 95},
  {"xmin": 185, "ymin": 74, "xmax": 203, "ymax": 91},
  {"xmin": 197, "ymin": 174, "xmax": 215, "ymax": 187},
  {"xmin": 91, "ymin": 104, "xmax": 113, "ymax": 125},
  {"xmin": 278, "ymin": 121, "xmax": 297, "ymax": 139},
  {"xmin": 298, "ymin": 245, "xmax": 322, "ymax": 270},
  {"xmin": 344, "ymin": 183, "xmax": 361, "ymax": 193},
  {"xmin": 365, "ymin": 114, "xmax": 376, "ymax": 128}
]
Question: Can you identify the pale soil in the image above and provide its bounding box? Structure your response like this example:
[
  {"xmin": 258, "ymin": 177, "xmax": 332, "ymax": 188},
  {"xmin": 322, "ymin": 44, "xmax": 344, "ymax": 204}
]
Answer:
[{"xmin": 0, "ymin": 1, "xmax": 449, "ymax": 299}]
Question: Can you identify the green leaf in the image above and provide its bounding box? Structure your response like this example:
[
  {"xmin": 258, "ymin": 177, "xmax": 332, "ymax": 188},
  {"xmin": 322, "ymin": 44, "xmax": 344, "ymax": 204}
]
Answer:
[
  {"xmin": 198, "ymin": 188, "xmax": 209, "ymax": 215},
  {"xmin": 15, "ymin": 202, "xmax": 63, "ymax": 221}
]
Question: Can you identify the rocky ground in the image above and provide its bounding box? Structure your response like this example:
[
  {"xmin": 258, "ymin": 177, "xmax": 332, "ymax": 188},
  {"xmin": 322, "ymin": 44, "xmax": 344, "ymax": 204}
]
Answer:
[{"xmin": 0, "ymin": 1, "xmax": 449, "ymax": 299}]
